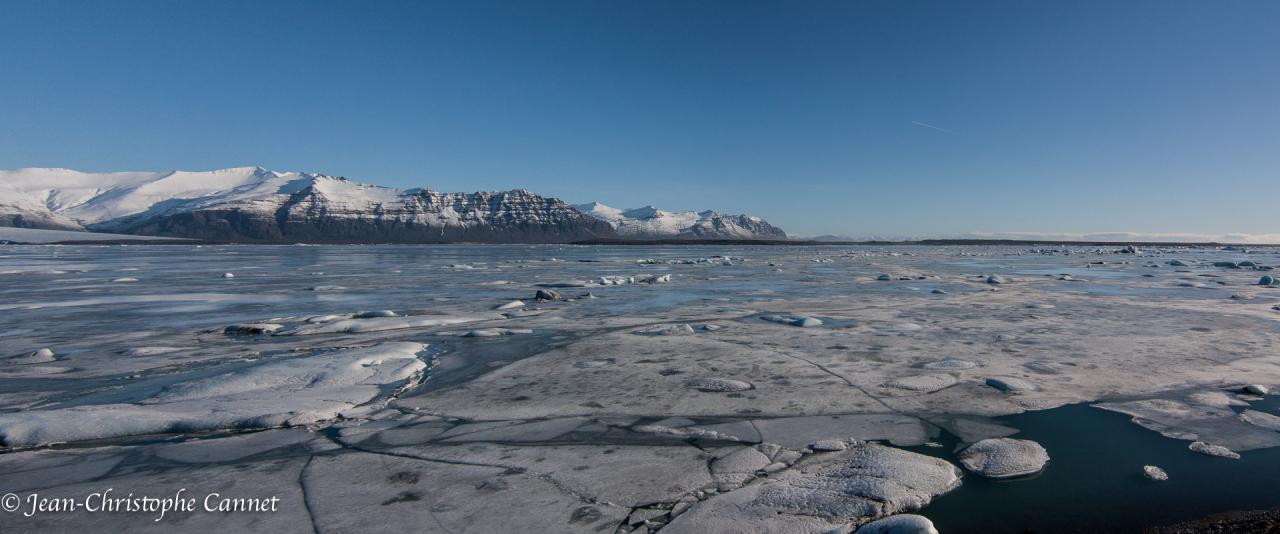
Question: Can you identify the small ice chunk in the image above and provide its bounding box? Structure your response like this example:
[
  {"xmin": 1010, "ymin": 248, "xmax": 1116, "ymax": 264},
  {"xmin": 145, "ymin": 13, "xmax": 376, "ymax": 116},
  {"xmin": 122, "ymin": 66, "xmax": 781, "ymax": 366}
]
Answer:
[
  {"xmin": 307, "ymin": 285, "xmax": 346, "ymax": 291},
  {"xmin": 884, "ymin": 374, "xmax": 958, "ymax": 393},
  {"xmin": 536, "ymin": 280, "xmax": 588, "ymax": 288},
  {"xmin": 1143, "ymin": 465, "xmax": 1168, "ymax": 481},
  {"xmin": 281, "ymin": 316, "xmax": 482, "ymax": 335},
  {"xmin": 352, "ymin": 310, "xmax": 398, "ymax": 318},
  {"xmin": 922, "ymin": 358, "xmax": 977, "ymax": 370},
  {"xmin": 1243, "ymin": 384, "xmax": 1269, "ymax": 395},
  {"xmin": 685, "ymin": 378, "xmax": 754, "ymax": 392},
  {"xmin": 762, "ymin": 314, "xmax": 823, "ymax": 328},
  {"xmin": 495, "ymin": 300, "xmax": 525, "ymax": 310},
  {"xmin": 985, "ymin": 376, "xmax": 1037, "ymax": 394},
  {"xmin": 120, "ymin": 346, "xmax": 186, "ymax": 357},
  {"xmin": 1189, "ymin": 441, "xmax": 1240, "ymax": 459},
  {"xmin": 710, "ymin": 447, "xmax": 771, "ymax": 474},
  {"xmin": 637, "ymin": 324, "xmax": 696, "ymax": 336},
  {"xmin": 223, "ymin": 272, "xmax": 235, "ymax": 278},
  {"xmin": 9, "ymin": 348, "xmax": 56, "ymax": 364},
  {"xmin": 223, "ymin": 323, "xmax": 283, "ymax": 335},
  {"xmin": 461, "ymin": 328, "xmax": 533, "ymax": 338},
  {"xmin": 809, "ymin": 439, "xmax": 847, "ymax": 452},
  {"xmin": 855, "ymin": 514, "xmax": 940, "ymax": 534}
]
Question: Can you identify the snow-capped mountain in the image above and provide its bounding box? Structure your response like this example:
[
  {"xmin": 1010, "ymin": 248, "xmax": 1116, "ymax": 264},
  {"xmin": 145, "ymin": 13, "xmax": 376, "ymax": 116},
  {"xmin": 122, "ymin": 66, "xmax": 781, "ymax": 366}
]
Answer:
[
  {"xmin": 573, "ymin": 201, "xmax": 786, "ymax": 240},
  {"xmin": 0, "ymin": 167, "xmax": 614, "ymax": 243},
  {"xmin": 0, "ymin": 167, "xmax": 786, "ymax": 243}
]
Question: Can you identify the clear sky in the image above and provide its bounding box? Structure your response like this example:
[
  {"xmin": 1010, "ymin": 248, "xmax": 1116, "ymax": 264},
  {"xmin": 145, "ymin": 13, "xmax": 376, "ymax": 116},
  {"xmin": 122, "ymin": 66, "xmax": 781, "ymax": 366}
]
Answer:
[{"xmin": 1, "ymin": 1, "xmax": 1277, "ymax": 238}]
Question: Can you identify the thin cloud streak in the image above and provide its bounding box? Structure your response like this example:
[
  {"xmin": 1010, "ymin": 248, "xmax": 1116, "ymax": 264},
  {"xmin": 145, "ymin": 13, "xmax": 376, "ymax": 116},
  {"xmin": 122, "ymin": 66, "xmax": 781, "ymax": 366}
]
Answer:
[{"xmin": 910, "ymin": 121, "xmax": 955, "ymax": 134}]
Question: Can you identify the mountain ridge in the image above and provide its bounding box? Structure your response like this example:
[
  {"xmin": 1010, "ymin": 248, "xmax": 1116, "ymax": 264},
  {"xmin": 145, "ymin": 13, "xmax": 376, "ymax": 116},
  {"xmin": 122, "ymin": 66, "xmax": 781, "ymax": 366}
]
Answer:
[
  {"xmin": 571, "ymin": 201, "xmax": 785, "ymax": 240},
  {"xmin": 0, "ymin": 167, "xmax": 785, "ymax": 243}
]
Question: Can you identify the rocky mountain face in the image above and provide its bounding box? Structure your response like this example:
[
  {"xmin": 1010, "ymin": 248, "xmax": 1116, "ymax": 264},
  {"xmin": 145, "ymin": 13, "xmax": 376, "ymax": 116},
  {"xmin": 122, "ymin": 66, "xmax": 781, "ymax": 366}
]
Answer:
[{"xmin": 0, "ymin": 167, "xmax": 785, "ymax": 243}]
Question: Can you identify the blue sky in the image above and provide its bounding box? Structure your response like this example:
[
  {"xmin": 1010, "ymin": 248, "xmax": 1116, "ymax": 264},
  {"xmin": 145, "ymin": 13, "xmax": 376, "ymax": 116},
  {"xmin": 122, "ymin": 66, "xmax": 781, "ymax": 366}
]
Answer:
[{"xmin": 1, "ymin": 0, "xmax": 1276, "ymax": 238}]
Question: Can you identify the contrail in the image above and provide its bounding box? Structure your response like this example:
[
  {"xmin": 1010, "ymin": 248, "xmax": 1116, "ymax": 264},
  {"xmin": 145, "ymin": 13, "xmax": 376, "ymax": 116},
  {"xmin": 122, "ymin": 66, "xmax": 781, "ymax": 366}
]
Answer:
[{"xmin": 911, "ymin": 121, "xmax": 955, "ymax": 134}]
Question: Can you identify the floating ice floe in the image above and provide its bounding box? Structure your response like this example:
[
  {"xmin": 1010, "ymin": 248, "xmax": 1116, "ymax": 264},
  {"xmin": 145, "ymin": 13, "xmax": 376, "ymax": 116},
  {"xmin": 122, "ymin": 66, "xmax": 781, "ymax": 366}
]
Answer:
[
  {"xmin": 279, "ymin": 315, "xmax": 483, "ymax": 335},
  {"xmin": 957, "ymin": 437, "xmax": 1049, "ymax": 478},
  {"xmin": 662, "ymin": 443, "xmax": 960, "ymax": 534},
  {"xmin": 459, "ymin": 328, "xmax": 534, "ymax": 338},
  {"xmin": 884, "ymin": 374, "xmax": 958, "ymax": 393},
  {"xmin": 855, "ymin": 514, "xmax": 940, "ymax": 534},
  {"xmin": 1096, "ymin": 391, "xmax": 1280, "ymax": 452},
  {"xmin": 1238, "ymin": 410, "xmax": 1280, "ymax": 431},
  {"xmin": 1143, "ymin": 465, "xmax": 1169, "ymax": 481},
  {"xmin": 0, "ymin": 342, "xmax": 428, "ymax": 447},
  {"xmin": 1189, "ymin": 441, "xmax": 1240, "ymax": 459},
  {"xmin": 761, "ymin": 314, "xmax": 823, "ymax": 327}
]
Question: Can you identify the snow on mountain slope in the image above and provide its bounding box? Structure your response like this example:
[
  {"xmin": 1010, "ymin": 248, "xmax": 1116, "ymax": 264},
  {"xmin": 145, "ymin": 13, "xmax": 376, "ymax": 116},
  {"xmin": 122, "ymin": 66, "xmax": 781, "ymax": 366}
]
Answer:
[
  {"xmin": 572, "ymin": 202, "xmax": 785, "ymax": 240},
  {"xmin": 0, "ymin": 167, "xmax": 618, "ymax": 243},
  {"xmin": 0, "ymin": 167, "xmax": 307, "ymax": 230}
]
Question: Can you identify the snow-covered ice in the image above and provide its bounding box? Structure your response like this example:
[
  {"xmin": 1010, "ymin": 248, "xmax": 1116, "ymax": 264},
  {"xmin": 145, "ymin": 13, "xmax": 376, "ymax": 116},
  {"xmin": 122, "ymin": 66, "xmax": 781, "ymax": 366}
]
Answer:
[{"xmin": 3, "ymin": 243, "xmax": 1280, "ymax": 532}]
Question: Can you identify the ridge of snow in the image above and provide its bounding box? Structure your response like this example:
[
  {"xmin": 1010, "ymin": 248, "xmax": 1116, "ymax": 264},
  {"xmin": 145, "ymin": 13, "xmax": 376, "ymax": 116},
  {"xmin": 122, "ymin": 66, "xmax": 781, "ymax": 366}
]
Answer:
[{"xmin": 572, "ymin": 201, "xmax": 776, "ymax": 238}]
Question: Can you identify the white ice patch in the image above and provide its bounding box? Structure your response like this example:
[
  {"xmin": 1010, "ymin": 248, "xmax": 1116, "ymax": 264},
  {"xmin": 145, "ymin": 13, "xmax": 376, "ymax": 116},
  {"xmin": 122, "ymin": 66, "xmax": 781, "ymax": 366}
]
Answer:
[
  {"xmin": 278, "ymin": 315, "xmax": 485, "ymax": 335},
  {"xmin": 0, "ymin": 342, "xmax": 428, "ymax": 448}
]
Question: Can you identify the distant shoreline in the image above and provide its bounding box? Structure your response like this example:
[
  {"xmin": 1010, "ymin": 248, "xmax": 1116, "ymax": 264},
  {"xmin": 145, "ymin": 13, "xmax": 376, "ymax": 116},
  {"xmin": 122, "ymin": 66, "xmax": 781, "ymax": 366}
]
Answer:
[{"xmin": 570, "ymin": 238, "xmax": 1280, "ymax": 247}]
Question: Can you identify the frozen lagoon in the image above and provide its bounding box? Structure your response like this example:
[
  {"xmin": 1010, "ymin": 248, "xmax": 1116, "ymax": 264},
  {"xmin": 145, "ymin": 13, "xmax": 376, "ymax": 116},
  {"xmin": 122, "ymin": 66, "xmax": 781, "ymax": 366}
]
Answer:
[{"xmin": 1, "ymin": 243, "xmax": 1279, "ymax": 532}]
